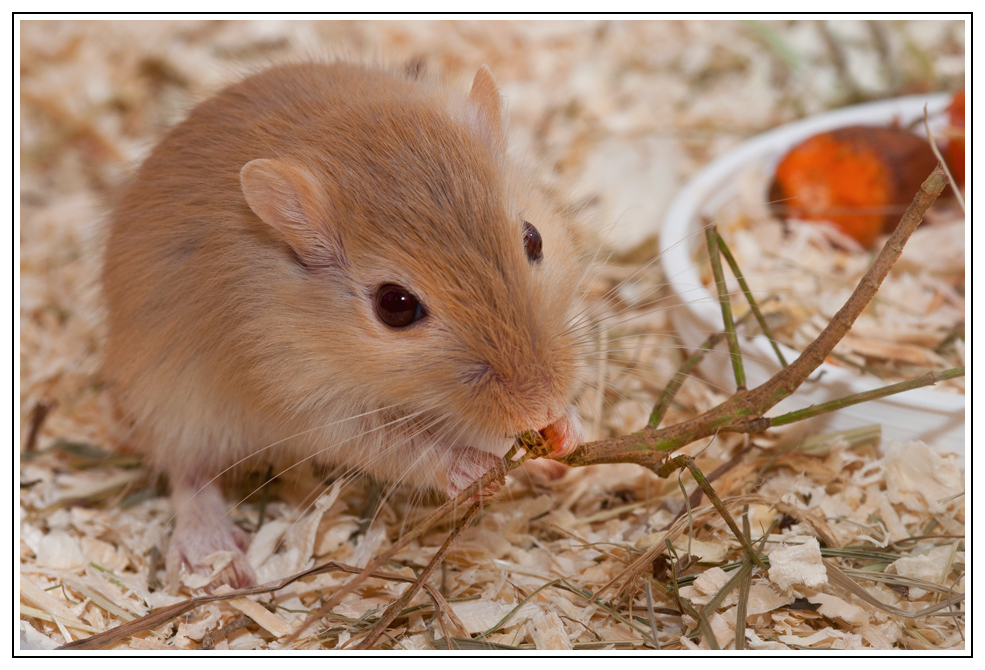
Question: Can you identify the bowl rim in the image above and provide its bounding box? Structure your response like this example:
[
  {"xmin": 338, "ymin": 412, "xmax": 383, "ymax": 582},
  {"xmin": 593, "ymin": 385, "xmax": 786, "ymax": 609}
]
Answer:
[{"xmin": 659, "ymin": 93, "xmax": 963, "ymax": 413}]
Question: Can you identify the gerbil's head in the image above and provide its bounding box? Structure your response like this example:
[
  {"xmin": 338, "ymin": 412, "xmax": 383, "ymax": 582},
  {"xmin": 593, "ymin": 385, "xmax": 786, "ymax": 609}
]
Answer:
[{"xmin": 239, "ymin": 64, "xmax": 588, "ymax": 468}]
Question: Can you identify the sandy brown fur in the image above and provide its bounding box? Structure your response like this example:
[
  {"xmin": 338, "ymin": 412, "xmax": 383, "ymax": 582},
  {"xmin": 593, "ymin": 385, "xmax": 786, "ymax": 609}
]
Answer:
[{"xmin": 103, "ymin": 61, "xmax": 589, "ymax": 526}]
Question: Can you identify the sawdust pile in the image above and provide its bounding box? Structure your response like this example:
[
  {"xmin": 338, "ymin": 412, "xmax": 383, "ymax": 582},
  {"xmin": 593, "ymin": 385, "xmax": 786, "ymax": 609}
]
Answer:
[{"xmin": 19, "ymin": 20, "xmax": 965, "ymax": 651}]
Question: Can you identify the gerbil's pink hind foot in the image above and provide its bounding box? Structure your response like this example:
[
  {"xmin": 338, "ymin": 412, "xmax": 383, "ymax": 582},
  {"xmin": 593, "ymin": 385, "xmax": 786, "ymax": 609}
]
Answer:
[{"xmin": 166, "ymin": 480, "xmax": 256, "ymax": 592}]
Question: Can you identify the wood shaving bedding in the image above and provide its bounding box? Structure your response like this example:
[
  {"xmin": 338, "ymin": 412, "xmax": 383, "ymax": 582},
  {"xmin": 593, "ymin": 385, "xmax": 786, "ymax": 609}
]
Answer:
[{"xmin": 19, "ymin": 19, "xmax": 965, "ymax": 651}]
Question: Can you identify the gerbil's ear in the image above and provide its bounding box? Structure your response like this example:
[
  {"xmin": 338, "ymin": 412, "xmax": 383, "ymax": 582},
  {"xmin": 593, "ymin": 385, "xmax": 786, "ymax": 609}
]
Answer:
[
  {"xmin": 240, "ymin": 158, "xmax": 345, "ymax": 269},
  {"xmin": 468, "ymin": 65, "xmax": 505, "ymax": 155}
]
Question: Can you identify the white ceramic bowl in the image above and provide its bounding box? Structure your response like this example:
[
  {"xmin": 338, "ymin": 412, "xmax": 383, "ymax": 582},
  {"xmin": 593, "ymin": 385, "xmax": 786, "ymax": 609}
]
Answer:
[{"xmin": 660, "ymin": 94, "xmax": 965, "ymax": 457}]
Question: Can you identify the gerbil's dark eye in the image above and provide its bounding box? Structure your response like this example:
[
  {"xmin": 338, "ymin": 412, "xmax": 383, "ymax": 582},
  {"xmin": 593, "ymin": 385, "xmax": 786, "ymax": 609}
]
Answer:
[
  {"xmin": 375, "ymin": 284, "xmax": 425, "ymax": 328},
  {"xmin": 522, "ymin": 221, "xmax": 543, "ymax": 264}
]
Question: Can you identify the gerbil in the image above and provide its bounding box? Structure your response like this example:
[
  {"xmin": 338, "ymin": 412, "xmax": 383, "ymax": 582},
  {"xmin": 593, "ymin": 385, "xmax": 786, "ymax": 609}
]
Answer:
[{"xmin": 103, "ymin": 61, "xmax": 587, "ymax": 589}]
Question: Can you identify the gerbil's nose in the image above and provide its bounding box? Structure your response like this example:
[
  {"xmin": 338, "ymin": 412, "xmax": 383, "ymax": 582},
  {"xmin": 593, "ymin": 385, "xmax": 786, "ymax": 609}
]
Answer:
[{"xmin": 477, "ymin": 364, "xmax": 557, "ymax": 431}]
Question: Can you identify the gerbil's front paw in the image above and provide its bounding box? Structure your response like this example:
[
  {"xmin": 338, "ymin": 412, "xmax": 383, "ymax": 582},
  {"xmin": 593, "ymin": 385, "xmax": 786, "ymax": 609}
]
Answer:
[
  {"xmin": 445, "ymin": 447, "xmax": 505, "ymax": 502},
  {"xmin": 540, "ymin": 405, "xmax": 583, "ymax": 460}
]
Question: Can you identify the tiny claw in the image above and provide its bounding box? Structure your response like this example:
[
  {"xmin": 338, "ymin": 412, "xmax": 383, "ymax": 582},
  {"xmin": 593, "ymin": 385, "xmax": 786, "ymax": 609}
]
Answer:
[{"xmin": 468, "ymin": 477, "xmax": 504, "ymax": 504}]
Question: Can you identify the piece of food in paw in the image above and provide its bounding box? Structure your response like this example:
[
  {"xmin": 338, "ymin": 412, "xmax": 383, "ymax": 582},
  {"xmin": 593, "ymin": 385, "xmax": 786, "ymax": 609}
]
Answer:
[{"xmin": 539, "ymin": 406, "xmax": 584, "ymax": 459}]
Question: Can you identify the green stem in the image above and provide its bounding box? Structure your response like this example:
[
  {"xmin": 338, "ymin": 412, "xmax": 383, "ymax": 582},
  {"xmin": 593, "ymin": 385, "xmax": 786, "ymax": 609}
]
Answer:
[
  {"xmin": 726, "ymin": 367, "xmax": 964, "ymax": 433},
  {"xmin": 705, "ymin": 225, "xmax": 746, "ymax": 391},
  {"xmin": 716, "ymin": 233, "xmax": 789, "ymax": 367},
  {"xmin": 658, "ymin": 455, "xmax": 767, "ymax": 569}
]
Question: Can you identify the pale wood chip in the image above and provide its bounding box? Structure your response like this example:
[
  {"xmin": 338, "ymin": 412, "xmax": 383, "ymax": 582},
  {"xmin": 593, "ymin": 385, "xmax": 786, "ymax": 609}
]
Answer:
[
  {"xmin": 227, "ymin": 598, "xmax": 292, "ymax": 639},
  {"xmin": 530, "ymin": 611, "xmax": 573, "ymax": 650},
  {"xmin": 808, "ymin": 593, "xmax": 870, "ymax": 627},
  {"xmin": 768, "ymin": 538, "xmax": 827, "ymax": 591}
]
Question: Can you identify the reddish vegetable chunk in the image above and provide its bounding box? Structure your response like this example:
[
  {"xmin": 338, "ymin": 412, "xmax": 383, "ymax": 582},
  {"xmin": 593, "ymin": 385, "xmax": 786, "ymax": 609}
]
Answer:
[{"xmin": 769, "ymin": 125, "xmax": 939, "ymax": 248}]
